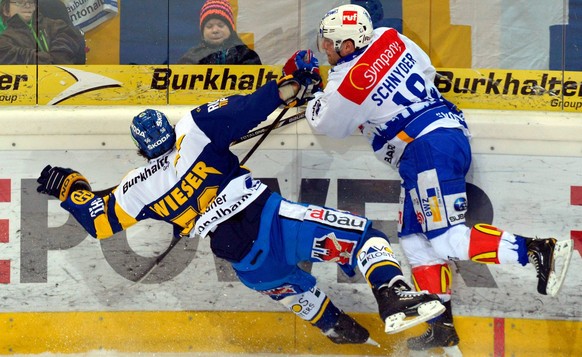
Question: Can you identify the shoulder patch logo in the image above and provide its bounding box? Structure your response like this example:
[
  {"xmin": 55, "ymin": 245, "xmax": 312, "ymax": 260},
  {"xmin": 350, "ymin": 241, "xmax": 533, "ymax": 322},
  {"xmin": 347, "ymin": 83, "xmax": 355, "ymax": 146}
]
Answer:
[{"xmin": 338, "ymin": 29, "xmax": 407, "ymax": 104}]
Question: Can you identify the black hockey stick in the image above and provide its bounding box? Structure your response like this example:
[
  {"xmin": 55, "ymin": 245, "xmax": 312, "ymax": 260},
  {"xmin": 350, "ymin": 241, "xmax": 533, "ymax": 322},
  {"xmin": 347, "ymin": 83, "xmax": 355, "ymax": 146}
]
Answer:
[
  {"xmin": 130, "ymin": 235, "xmax": 181, "ymax": 286},
  {"xmin": 231, "ymin": 110, "xmax": 305, "ymax": 146},
  {"xmin": 240, "ymin": 107, "xmax": 290, "ymax": 165}
]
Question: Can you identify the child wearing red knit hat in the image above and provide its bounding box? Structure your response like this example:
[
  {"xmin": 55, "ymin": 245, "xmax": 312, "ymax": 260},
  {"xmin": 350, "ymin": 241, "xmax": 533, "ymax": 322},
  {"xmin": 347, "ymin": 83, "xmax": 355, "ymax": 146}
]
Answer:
[{"xmin": 178, "ymin": 0, "xmax": 261, "ymax": 64}]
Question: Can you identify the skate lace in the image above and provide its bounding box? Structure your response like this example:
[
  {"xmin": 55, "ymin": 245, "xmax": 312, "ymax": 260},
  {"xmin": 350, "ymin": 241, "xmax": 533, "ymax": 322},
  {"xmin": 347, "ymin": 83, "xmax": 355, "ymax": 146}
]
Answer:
[
  {"xmin": 395, "ymin": 287, "xmax": 428, "ymax": 298},
  {"xmin": 416, "ymin": 325, "xmax": 434, "ymax": 339},
  {"xmin": 528, "ymin": 251, "xmax": 541, "ymax": 277}
]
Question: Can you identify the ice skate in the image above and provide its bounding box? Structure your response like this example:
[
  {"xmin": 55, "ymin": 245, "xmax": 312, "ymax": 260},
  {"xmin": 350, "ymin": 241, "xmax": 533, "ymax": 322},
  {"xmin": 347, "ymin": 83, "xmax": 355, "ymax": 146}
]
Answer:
[
  {"xmin": 373, "ymin": 279, "xmax": 445, "ymax": 334},
  {"xmin": 323, "ymin": 312, "xmax": 378, "ymax": 345},
  {"xmin": 407, "ymin": 301, "xmax": 460, "ymax": 353},
  {"xmin": 526, "ymin": 237, "xmax": 573, "ymax": 297}
]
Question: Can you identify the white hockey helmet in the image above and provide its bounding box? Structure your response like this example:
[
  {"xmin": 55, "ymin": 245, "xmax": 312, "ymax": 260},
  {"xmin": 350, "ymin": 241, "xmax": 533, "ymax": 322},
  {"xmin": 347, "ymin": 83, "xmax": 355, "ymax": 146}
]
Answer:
[{"xmin": 317, "ymin": 4, "xmax": 373, "ymax": 53}]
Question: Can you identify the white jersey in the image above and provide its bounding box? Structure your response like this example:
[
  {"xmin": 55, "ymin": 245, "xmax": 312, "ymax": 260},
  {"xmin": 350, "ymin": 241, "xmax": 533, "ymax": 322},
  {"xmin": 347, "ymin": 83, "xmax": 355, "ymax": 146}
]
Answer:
[
  {"xmin": 306, "ymin": 27, "xmax": 469, "ymax": 168},
  {"xmin": 61, "ymin": 81, "xmax": 282, "ymax": 240},
  {"xmin": 114, "ymin": 118, "xmax": 267, "ymax": 239}
]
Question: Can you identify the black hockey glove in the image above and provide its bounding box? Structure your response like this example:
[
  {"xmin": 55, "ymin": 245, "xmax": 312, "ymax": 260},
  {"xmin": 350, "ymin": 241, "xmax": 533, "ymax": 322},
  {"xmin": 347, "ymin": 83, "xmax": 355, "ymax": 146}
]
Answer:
[
  {"xmin": 277, "ymin": 70, "xmax": 322, "ymax": 108},
  {"xmin": 37, "ymin": 165, "xmax": 91, "ymax": 201}
]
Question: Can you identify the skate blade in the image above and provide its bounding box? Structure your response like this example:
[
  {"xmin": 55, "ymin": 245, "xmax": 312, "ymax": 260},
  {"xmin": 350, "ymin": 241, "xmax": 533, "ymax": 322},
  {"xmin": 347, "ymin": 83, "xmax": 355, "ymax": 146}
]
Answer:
[
  {"xmin": 442, "ymin": 345, "xmax": 464, "ymax": 357},
  {"xmin": 407, "ymin": 345, "xmax": 463, "ymax": 357},
  {"xmin": 365, "ymin": 337, "xmax": 380, "ymax": 347},
  {"xmin": 384, "ymin": 300, "xmax": 446, "ymax": 334},
  {"xmin": 546, "ymin": 239, "xmax": 574, "ymax": 297}
]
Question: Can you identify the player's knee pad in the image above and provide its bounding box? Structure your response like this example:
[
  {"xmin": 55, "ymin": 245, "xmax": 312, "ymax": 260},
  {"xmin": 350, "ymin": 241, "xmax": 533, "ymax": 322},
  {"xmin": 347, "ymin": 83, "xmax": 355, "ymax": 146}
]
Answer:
[
  {"xmin": 278, "ymin": 286, "xmax": 340, "ymax": 330},
  {"xmin": 400, "ymin": 233, "xmax": 447, "ymax": 266},
  {"xmin": 356, "ymin": 236, "xmax": 402, "ymax": 289},
  {"xmin": 429, "ymin": 224, "xmax": 471, "ymax": 261},
  {"xmin": 411, "ymin": 264, "xmax": 453, "ymax": 296},
  {"xmin": 351, "ymin": 226, "xmax": 392, "ymax": 278},
  {"xmin": 468, "ymin": 223, "xmax": 505, "ymax": 264}
]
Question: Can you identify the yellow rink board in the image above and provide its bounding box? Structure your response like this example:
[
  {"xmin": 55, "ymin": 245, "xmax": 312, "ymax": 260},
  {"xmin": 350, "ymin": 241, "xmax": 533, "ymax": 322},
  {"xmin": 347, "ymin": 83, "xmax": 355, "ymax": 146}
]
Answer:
[{"xmin": 0, "ymin": 312, "xmax": 579, "ymax": 356}]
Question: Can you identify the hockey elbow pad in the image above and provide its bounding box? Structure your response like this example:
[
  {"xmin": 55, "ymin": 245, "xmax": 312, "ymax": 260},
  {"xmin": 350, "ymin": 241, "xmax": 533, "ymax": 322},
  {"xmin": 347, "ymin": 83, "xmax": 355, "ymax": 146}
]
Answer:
[
  {"xmin": 37, "ymin": 165, "xmax": 92, "ymax": 201},
  {"xmin": 61, "ymin": 191, "xmax": 115, "ymax": 239}
]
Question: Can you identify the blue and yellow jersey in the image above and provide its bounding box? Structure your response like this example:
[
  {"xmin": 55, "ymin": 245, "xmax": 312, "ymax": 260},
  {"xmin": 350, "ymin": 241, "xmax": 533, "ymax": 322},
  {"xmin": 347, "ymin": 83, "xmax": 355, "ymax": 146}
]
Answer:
[{"xmin": 61, "ymin": 81, "xmax": 283, "ymax": 239}]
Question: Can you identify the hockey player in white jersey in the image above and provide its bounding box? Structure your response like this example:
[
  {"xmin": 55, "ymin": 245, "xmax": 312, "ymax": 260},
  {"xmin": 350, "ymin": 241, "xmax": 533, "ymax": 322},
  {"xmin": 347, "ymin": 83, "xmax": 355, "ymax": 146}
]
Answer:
[
  {"xmin": 287, "ymin": 3, "xmax": 574, "ymax": 352},
  {"xmin": 36, "ymin": 74, "xmax": 446, "ymax": 345}
]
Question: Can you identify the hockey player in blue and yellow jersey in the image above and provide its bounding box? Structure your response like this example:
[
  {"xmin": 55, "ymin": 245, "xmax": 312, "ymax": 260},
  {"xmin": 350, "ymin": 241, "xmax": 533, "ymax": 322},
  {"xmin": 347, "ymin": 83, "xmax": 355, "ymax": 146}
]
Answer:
[{"xmin": 37, "ymin": 73, "xmax": 446, "ymax": 345}]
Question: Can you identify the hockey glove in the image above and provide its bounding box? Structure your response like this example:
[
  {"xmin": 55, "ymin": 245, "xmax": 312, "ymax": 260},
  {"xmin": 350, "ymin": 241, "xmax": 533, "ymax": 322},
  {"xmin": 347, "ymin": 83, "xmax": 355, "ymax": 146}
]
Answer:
[
  {"xmin": 277, "ymin": 70, "xmax": 322, "ymax": 108},
  {"xmin": 283, "ymin": 49, "xmax": 320, "ymax": 76},
  {"xmin": 283, "ymin": 49, "xmax": 323, "ymax": 92},
  {"xmin": 37, "ymin": 165, "xmax": 91, "ymax": 201}
]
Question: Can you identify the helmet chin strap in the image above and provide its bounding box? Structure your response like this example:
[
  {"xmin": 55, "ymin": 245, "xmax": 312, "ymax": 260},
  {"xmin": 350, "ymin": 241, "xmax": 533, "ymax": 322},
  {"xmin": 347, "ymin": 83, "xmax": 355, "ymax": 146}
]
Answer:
[{"xmin": 334, "ymin": 40, "xmax": 345, "ymax": 58}]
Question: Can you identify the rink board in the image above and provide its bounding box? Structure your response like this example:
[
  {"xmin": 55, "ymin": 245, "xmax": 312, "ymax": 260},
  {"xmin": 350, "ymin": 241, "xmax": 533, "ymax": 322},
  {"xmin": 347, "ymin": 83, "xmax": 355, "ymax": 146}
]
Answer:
[
  {"xmin": 1, "ymin": 311, "xmax": 580, "ymax": 356},
  {"xmin": 0, "ymin": 109, "xmax": 581, "ymax": 355}
]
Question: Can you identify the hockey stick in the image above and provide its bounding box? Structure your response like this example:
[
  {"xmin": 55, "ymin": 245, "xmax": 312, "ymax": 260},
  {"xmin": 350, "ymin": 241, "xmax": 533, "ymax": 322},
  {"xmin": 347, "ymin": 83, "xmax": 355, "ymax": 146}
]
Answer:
[
  {"xmin": 130, "ymin": 235, "xmax": 181, "ymax": 286},
  {"xmin": 239, "ymin": 107, "xmax": 289, "ymax": 165},
  {"xmin": 231, "ymin": 110, "xmax": 305, "ymax": 146}
]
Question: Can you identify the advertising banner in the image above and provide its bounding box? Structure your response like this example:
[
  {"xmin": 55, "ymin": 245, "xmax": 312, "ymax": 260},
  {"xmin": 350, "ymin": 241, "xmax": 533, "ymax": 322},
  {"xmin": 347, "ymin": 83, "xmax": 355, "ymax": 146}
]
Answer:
[
  {"xmin": 437, "ymin": 68, "xmax": 582, "ymax": 112},
  {"xmin": 0, "ymin": 65, "xmax": 283, "ymax": 106},
  {"xmin": 0, "ymin": 65, "xmax": 580, "ymax": 112},
  {"xmin": 64, "ymin": 0, "xmax": 119, "ymax": 32},
  {"xmin": 0, "ymin": 148, "xmax": 580, "ymax": 320}
]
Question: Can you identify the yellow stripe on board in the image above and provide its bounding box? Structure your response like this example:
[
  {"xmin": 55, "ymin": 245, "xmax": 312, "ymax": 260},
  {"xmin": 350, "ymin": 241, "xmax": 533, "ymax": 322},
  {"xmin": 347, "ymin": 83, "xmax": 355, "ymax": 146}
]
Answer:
[
  {"xmin": 504, "ymin": 318, "xmax": 582, "ymax": 357},
  {"xmin": 0, "ymin": 312, "xmax": 579, "ymax": 356}
]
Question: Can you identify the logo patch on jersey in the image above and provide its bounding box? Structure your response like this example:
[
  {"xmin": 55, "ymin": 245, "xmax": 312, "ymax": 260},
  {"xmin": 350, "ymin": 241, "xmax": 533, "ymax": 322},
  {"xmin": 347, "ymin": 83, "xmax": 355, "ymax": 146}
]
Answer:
[
  {"xmin": 342, "ymin": 10, "xmax": 358, "ymax": 24},
  {"xmin": 416, "ymin": 211, "xmax": 425, "ymax": 226},
  {"xmin": 305, "ymin": 206, "xmax": 367, "ymax": 231},
  {"xmin": 446, "ymin": 194, "xmax": 467, "ymax": 224},
  {"xmin": 338, "ymin": 29, "xmax": 406, "ymax": 105},
  {"xmin": 357, "ymin": 243, "xmax": 397, "ymax": 270},
  {"xmin": 123, "ymin": 156, "xmax": 170, "ymax": 194},
  {"xmin": 424, "ymin": 187, "xmax": 443, "ymax": 223},
  {"xmin": 311, "ymin": 232, "xmax": 356, "ymax": 265},
  {"xmin": 454, "ymin": 197, "xmax": 467, "ymax": 211},
  {"xmin": 261, "ymin": 284, "xmax": 297, "ymax": 297},
  {"xmin": 311, "ymin": 99, "xmax": 321, "ymax": 117},
  {"xmin": 70, "ymin": 190, "xmax": 95, "ymax": 205},
  {"xmin": 207, "ymin": 97, "xmax": 228, "ymax": 112}
]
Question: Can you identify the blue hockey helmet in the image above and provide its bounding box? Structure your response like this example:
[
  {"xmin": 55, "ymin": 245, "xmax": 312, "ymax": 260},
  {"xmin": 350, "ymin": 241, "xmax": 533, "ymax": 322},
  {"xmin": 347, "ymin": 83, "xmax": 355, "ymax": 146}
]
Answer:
[{"xmin": 130, "ymin": 109, "xmax": 176, "ymax": 159}]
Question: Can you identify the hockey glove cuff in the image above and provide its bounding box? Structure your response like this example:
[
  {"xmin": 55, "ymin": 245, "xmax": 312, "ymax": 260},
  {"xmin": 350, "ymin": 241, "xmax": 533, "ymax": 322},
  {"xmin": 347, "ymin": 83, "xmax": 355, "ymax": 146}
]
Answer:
[
  {"xmin": 283, "ymin": 49, "xmax": 320, "ymax": 76},
  {"xmin": 277, "ymin": 70, "xmax": 322, "ymax": 108},
  {"xmin": 37, "ymin": 165, "xmax": 92, "ymax": 201}
]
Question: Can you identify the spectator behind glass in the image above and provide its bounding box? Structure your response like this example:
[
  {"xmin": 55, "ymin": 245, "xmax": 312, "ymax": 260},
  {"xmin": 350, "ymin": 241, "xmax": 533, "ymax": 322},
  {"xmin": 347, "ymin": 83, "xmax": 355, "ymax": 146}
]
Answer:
[
  {"xmin": 38, "ymin": 0, "xmax": 86, "ymax": 63},
  {"xmin": 0, "ymin": 0, "xmax": 85, "ymax": 64},
  {"xmin": 178, "ymin": 0, "xmax": 261, "ymax": 65}
]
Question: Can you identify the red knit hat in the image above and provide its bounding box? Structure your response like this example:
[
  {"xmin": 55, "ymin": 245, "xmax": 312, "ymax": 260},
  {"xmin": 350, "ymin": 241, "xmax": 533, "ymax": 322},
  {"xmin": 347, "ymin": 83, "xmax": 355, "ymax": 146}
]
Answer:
[{"xmin": 199, "ymin": 0, "xmax": 236, "ymax": 32}]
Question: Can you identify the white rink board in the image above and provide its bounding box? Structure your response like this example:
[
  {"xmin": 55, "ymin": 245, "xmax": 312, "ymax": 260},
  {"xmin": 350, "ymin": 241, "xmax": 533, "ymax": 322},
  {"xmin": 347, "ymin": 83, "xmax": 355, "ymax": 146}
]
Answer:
[{"xmin": 0, "ymin": 144, "xmax": 580, "ymax": 321}]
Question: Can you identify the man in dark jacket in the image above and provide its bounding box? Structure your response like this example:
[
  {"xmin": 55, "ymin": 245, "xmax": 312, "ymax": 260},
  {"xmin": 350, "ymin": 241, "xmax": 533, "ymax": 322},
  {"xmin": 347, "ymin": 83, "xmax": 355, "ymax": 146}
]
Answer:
[
  {"xmin": 177, "ymin": 0, "xmax": 261, "ymax": 65},
  {"xmin": 0, "ymin": 0, "xmax": 85, "ymax": 64}
]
